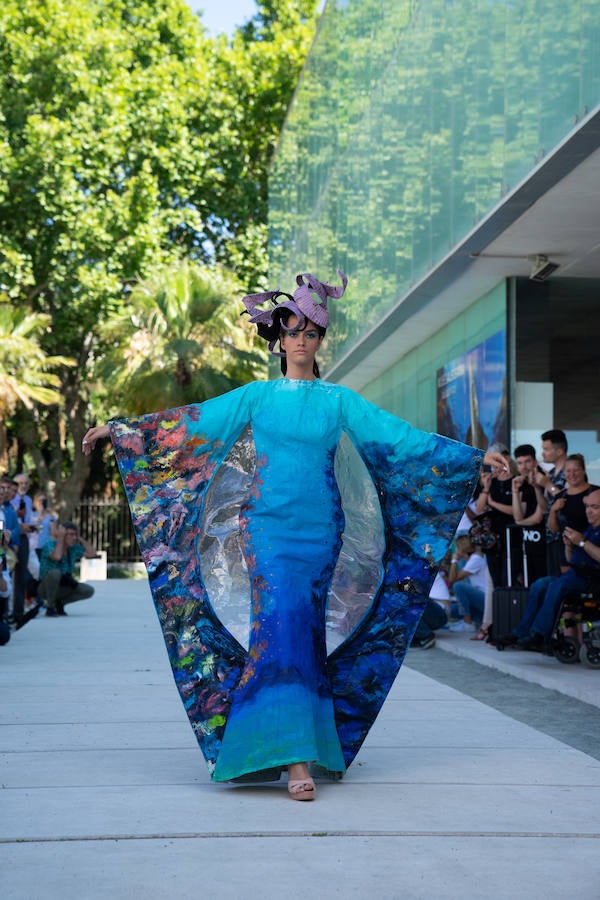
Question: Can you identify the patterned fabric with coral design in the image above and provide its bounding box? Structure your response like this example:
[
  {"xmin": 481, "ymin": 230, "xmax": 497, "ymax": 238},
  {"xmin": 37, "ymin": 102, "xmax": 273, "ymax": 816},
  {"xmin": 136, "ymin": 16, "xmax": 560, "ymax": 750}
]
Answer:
[{"xmin": 110, "ymin": 379, "xmax": 482, "ymax": 781}]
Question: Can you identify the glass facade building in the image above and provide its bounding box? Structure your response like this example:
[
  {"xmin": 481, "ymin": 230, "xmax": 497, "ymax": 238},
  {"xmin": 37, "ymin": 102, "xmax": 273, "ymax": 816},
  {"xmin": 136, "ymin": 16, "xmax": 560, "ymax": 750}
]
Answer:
[{"xmin": 269, "ymin": 0, "xmax": 600, "ymax": 474}]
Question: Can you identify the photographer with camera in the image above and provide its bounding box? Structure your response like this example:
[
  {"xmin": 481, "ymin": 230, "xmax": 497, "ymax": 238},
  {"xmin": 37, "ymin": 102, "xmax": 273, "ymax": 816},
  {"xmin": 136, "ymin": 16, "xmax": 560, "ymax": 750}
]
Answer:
[{"xmin": 38, "ymin": 523, "xmax": 98, "ymax": 617}]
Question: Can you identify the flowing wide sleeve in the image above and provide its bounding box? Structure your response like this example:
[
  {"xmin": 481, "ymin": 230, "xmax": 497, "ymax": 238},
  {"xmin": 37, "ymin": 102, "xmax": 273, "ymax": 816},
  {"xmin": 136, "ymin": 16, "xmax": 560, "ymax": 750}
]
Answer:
[
  {"xmin": 326, "ymin": 387, "xmax": 484, "ymax": 769},
  {"xmin": 340, "ymin": 388, "xmax": 484, "ymax": 564},
  {"xmin": 108, "ymin": 383, "xmax": 258, "ymax": 771}
]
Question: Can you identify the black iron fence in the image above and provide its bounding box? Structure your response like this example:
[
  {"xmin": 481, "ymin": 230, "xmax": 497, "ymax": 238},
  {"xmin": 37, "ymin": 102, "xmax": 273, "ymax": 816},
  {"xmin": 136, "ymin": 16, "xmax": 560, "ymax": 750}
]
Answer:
[{"xmin": 75, "ymin": 499, "xmax": 141, "ymax": 563}]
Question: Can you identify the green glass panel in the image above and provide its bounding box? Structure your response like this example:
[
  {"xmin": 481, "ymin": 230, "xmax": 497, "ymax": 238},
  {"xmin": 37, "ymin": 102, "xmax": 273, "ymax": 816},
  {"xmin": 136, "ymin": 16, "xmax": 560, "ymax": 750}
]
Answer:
[
  {"xmin": 269, "ymin": 0, "xmax": 600, "ymax": 372},
  {"xmin": 362, "ymin": 283, "xmax": 505, "ymax": 431}
]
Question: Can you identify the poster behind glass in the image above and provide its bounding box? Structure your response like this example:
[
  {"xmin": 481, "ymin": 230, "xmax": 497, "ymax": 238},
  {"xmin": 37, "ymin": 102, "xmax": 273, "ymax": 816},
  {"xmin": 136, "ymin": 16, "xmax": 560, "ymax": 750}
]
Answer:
[{"xmin": 437, "ymin": 330, "xmax": 508, "ymax": 450}]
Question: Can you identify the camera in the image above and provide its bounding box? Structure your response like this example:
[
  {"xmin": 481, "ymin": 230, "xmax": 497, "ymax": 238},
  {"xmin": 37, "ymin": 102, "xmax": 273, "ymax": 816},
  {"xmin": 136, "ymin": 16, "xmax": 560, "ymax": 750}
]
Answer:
[{"xmin": 482, "ymin": 464, "xmax": 492, "ymax": 473}]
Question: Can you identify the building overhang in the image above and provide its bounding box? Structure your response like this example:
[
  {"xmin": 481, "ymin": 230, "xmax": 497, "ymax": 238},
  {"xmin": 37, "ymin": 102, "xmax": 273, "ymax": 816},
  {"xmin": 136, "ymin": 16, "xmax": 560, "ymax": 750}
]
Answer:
[{"xmin": 327, "ymin": 107, "xmax": 600, "ymax": 391}]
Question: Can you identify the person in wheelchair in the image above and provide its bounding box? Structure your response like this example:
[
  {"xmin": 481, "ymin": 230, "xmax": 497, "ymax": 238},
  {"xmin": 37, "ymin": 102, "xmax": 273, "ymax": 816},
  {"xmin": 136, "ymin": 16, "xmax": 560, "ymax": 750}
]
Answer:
[{"xmin": 500, "ymin": 487, "xmax": 600, "ymax": 651}]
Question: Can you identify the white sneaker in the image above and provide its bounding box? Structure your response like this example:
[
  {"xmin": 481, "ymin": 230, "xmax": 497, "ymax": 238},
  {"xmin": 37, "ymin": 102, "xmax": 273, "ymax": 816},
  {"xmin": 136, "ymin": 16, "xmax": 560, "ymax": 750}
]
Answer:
[{"xmin": 449, "ymin": 620, "xmax": 476, "ymax": 633}]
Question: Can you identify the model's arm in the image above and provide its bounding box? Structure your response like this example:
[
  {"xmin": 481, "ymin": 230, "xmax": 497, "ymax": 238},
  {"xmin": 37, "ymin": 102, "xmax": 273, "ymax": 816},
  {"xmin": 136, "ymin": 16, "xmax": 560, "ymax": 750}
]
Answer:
[{"xmin": 82, "ymin": 424, "xmax": 110, "ymax": 455}]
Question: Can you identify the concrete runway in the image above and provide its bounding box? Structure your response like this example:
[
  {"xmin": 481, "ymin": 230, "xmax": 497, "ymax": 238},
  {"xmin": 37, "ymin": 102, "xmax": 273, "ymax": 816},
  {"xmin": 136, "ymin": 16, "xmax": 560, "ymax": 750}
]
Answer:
[{"xmin": 2, "ymin": 579, "xmax": 599, "ymax": 899}]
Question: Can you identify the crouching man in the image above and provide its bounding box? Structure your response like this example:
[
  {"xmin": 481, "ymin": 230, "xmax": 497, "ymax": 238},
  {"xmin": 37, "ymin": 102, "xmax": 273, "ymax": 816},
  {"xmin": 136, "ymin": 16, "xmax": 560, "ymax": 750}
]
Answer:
[{"xmin": 38, "ymin": 522, "xmax": 98, "ymax": 617}]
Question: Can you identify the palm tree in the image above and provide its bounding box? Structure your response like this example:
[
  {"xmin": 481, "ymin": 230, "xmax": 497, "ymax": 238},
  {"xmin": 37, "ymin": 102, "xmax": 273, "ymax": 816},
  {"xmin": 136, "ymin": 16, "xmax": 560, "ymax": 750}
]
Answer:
[
  {"xmin": 98, "ymin": 262, "xmax": 267, "ymax": 415},
  {"xmin": 0, "ymin": 297, "xmax": 75, "ymax": 468}
]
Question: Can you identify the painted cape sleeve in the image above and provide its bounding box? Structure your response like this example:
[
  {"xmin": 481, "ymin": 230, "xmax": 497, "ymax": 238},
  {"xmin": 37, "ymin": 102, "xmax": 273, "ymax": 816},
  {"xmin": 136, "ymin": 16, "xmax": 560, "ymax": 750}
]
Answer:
[
  {"xmin": 326, "ymin": 388, "xmax": 484, "ymax": 769},
  {"xmin": 107, "ymin": 383, "xmax": 257, "ymax": 770},
  {"xmin": 339, "ymin": 387, "xmax": 484, "ymax": 564},
  {"xmin": 108, "ymin": 383, "xmax": 256, "ymax": 572}
]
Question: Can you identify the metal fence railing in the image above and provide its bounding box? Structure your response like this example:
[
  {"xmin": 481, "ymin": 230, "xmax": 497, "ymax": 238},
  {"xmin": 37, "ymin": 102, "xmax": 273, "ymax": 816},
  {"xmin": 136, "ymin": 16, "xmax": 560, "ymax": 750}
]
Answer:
[{"xmin": 75, "ymin": 499, "xmax": 141, "ymax": 564}]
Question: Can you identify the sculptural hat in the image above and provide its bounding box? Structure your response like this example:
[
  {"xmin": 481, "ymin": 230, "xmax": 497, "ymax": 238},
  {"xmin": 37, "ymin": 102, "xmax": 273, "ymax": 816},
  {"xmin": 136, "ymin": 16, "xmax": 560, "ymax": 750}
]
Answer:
[{"xmin": 241, "ymin": 270, "xmax": 347, "ymax": 356}]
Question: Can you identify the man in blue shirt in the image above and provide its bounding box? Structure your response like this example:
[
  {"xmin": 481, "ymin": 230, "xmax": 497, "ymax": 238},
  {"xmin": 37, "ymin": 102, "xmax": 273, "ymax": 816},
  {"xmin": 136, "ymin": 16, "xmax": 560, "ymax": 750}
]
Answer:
[{"xmin": 508, "ymin": 488, "xmax": 600, "ymax": 649}]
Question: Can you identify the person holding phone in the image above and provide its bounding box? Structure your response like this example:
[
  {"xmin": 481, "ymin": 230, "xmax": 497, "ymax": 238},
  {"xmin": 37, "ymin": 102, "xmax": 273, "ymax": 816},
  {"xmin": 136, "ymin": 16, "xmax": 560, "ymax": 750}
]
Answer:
[{"xmin": 474, "ymin": 444, "xmax": 515, "ymax": 587}]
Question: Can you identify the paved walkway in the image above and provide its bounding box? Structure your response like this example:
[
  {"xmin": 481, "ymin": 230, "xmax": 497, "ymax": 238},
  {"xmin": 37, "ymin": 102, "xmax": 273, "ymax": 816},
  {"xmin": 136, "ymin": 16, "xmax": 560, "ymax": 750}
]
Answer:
[{"xmin": 2, "ymin": 579, "xmax": 600, "ymax": 899}]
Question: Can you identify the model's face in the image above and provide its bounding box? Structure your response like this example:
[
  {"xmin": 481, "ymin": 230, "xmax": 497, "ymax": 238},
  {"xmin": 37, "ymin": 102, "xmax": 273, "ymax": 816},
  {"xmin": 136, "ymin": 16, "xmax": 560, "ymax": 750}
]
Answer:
[
  {"xmin": 564, "ymin": 461, "xmax": 585, "ymax": 486},
  {"xmin": 516, "ymin": 455, "xmax": 535, "ymax": 476},
  {"xmin": 584, "ymin": 491, "xmax": 600, "ymax": 528},
  {"xmin": 280, "ymin": 315, "xmax": 322, "ymax": 365}
]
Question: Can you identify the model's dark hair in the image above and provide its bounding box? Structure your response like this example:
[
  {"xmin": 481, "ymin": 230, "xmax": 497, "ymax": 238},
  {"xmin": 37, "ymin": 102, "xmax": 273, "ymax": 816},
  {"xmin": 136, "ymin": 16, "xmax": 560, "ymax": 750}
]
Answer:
[
  {"xmin": 541, "ymin": 429, "xmax": 568, "ymax": 452},
  {"xmin": 514, "ymin": 444, "xmax": 536, "ymax": 459},
  {"xmin": 278, "ymin": 309, "xmax": 326, "ymax": 378}
]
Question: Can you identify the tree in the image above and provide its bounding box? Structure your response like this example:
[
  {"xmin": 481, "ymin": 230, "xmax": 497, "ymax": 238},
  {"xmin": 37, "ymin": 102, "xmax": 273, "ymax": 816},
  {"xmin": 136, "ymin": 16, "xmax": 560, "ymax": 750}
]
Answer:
[
  {"xmin": 0, "ymin": 296, "xmax": 74, "ymax": 471},
  {"xmin": 202, "ymin": 1, "xmax": 321, "ymax": 285},
  {"xmin": 0, "ymin": 0, "xmax": 318, "ymax": 508},
  {"xmin": 98, "ymin": 262, "xmax": 266, "ymax": 415}
]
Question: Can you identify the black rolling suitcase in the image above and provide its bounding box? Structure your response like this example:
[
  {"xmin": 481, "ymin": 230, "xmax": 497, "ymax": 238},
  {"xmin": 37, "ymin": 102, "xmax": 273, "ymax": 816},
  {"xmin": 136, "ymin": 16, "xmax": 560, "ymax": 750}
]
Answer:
[{"xmin": 492, "ymin": 528, "xmax": 529, "ymax": 649}]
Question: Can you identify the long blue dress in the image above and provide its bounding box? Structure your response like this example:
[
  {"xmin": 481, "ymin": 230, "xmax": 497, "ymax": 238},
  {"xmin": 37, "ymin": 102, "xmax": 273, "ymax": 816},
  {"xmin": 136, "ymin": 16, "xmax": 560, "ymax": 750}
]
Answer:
[{"xmin": 109, "ymin": 378, "xmax": 482, "ymax": 781}]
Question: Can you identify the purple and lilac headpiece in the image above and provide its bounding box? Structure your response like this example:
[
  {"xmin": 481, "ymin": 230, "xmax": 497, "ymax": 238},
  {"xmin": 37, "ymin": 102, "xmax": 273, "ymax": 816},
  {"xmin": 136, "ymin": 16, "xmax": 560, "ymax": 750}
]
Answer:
[{"xmin": 241, "ymin": 270, "xmax": 348, "ymax": 357}]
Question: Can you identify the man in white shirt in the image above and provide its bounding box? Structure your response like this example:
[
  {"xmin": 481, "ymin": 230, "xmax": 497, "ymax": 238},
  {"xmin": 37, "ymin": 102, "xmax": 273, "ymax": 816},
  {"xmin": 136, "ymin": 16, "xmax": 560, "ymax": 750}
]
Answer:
[{"xmin": 448, "ymin": 534, "xmax": 488, "ymax": 633}]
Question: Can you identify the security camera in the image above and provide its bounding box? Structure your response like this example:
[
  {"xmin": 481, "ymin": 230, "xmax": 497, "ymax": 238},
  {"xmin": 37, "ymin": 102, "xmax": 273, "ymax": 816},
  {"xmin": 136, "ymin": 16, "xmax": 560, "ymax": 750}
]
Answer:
[{"xmin": 529, "ymin": 255, "xmax": 559, "ymax": 282}]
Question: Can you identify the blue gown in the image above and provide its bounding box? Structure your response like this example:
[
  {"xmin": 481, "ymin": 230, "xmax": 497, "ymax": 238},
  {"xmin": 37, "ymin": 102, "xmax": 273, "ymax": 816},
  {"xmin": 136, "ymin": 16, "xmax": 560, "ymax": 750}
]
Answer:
[{"xmin": 110, "ymin": 378, "xmax": 482, "ymax": 781}]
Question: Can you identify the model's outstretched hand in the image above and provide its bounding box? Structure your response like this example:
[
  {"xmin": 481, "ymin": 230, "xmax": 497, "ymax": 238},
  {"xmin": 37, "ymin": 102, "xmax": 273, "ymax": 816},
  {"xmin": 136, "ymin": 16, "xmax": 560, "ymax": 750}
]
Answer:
[
  {"xmin": 81, "ymin": 425, "xmax": 110, "ymax": 455},
  {"xmin": 482, "ymin": 450, "xmax": 509, "ymax": 472}
]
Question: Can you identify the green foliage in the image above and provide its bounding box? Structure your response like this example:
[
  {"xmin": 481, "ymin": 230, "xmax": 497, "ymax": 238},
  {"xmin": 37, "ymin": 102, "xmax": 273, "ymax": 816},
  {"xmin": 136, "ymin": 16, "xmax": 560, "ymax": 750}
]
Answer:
[
  {"xmin": 98, "ymin": 261, "xmax": 267, "ymax": 414},
  {"xmin": 0, "ymin": 0, "xmax": 318, "ymax": 505},
  {"xmin": 0, "ymin": 297, "xmax": 74, "ymax": 412}
]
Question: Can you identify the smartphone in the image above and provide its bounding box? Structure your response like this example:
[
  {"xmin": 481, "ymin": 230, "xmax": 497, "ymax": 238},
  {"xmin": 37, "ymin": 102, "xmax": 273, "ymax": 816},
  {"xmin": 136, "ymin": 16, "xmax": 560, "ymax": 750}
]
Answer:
[{"xmin": 482, "ymin": 464, "xmax": 492, "ymax": 473}]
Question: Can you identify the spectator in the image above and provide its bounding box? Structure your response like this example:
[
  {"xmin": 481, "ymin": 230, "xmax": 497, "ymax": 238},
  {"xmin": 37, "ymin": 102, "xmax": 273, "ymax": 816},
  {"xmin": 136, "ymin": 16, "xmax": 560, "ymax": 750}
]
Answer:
[
  {"xmin": 34, "ymin": 493, "xmax": 59, "ymax": 552},
  {"xmin": 10, "ymin": 473, "xmax": 34, "ymax": 522},
  {"xmin": 536, "ymin": 429, "xmax": 568, "ymax": 576},
  {"xmin": 500, "ymin": 487, "xmax": 600, "ymax": 650},
  {"xmin": 547, "ymin": 454, "xmax": 597, "ymax": 571},
  {"xmin": 511, "ymin": 444, "xmax": 547, "ymax": 526},
  {"xmin": 26, "ymin": 491, "xmax": 59, "ymax": 607},
  {"xmin": 1, "ymin": 476, "xmax": 23, "ymax": 623},
  {"xmin": 474, "ymin": 445, "xmax": 514, "ymax": 587},
  {"xmin": 411, "ymin": 563, "xmax": 451, "ymax": 648},
  {"xmin": 38, "ymin": 522, "xmax": 98, "ymax": 617},
  {"xmin": 0, "ymin": 477, "xmax": 18, "ymax": 548},
  {"xmin": 511, "ymin": 443, "xmax": 548, "ymax": 583},
  {"xmin": 447, "ymin": 534, "xmax": 488, "ymax": 635},
  {"xmin": 0, "ymin": 528, "xmax": 12, "ymax": 644},
  {"xmin": 410, "ymin": 598, "xmax": 448, "ymax": 649}
]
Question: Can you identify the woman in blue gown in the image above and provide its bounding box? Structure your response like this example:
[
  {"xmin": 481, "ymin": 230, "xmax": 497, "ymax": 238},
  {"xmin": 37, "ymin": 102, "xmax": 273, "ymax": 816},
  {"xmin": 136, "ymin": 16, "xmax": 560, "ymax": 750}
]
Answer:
[{"xmin": 82, "ymin": 271, "xmax": 504, "ymax": 800}]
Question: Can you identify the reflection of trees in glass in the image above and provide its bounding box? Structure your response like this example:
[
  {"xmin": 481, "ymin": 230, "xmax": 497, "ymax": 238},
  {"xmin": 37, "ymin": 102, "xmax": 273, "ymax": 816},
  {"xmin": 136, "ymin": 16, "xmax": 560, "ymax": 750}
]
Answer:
[{"xmin": 270, "ymin": 0, "xmax": 600, "ymax": 366}]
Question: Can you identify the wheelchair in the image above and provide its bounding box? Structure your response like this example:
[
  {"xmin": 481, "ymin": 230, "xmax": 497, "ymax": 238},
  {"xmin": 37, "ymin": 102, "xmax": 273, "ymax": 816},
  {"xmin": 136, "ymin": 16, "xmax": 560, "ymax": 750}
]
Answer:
[{"xmin": 549, "ymin": 587, "xmax": 600, "ymax": 668}]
